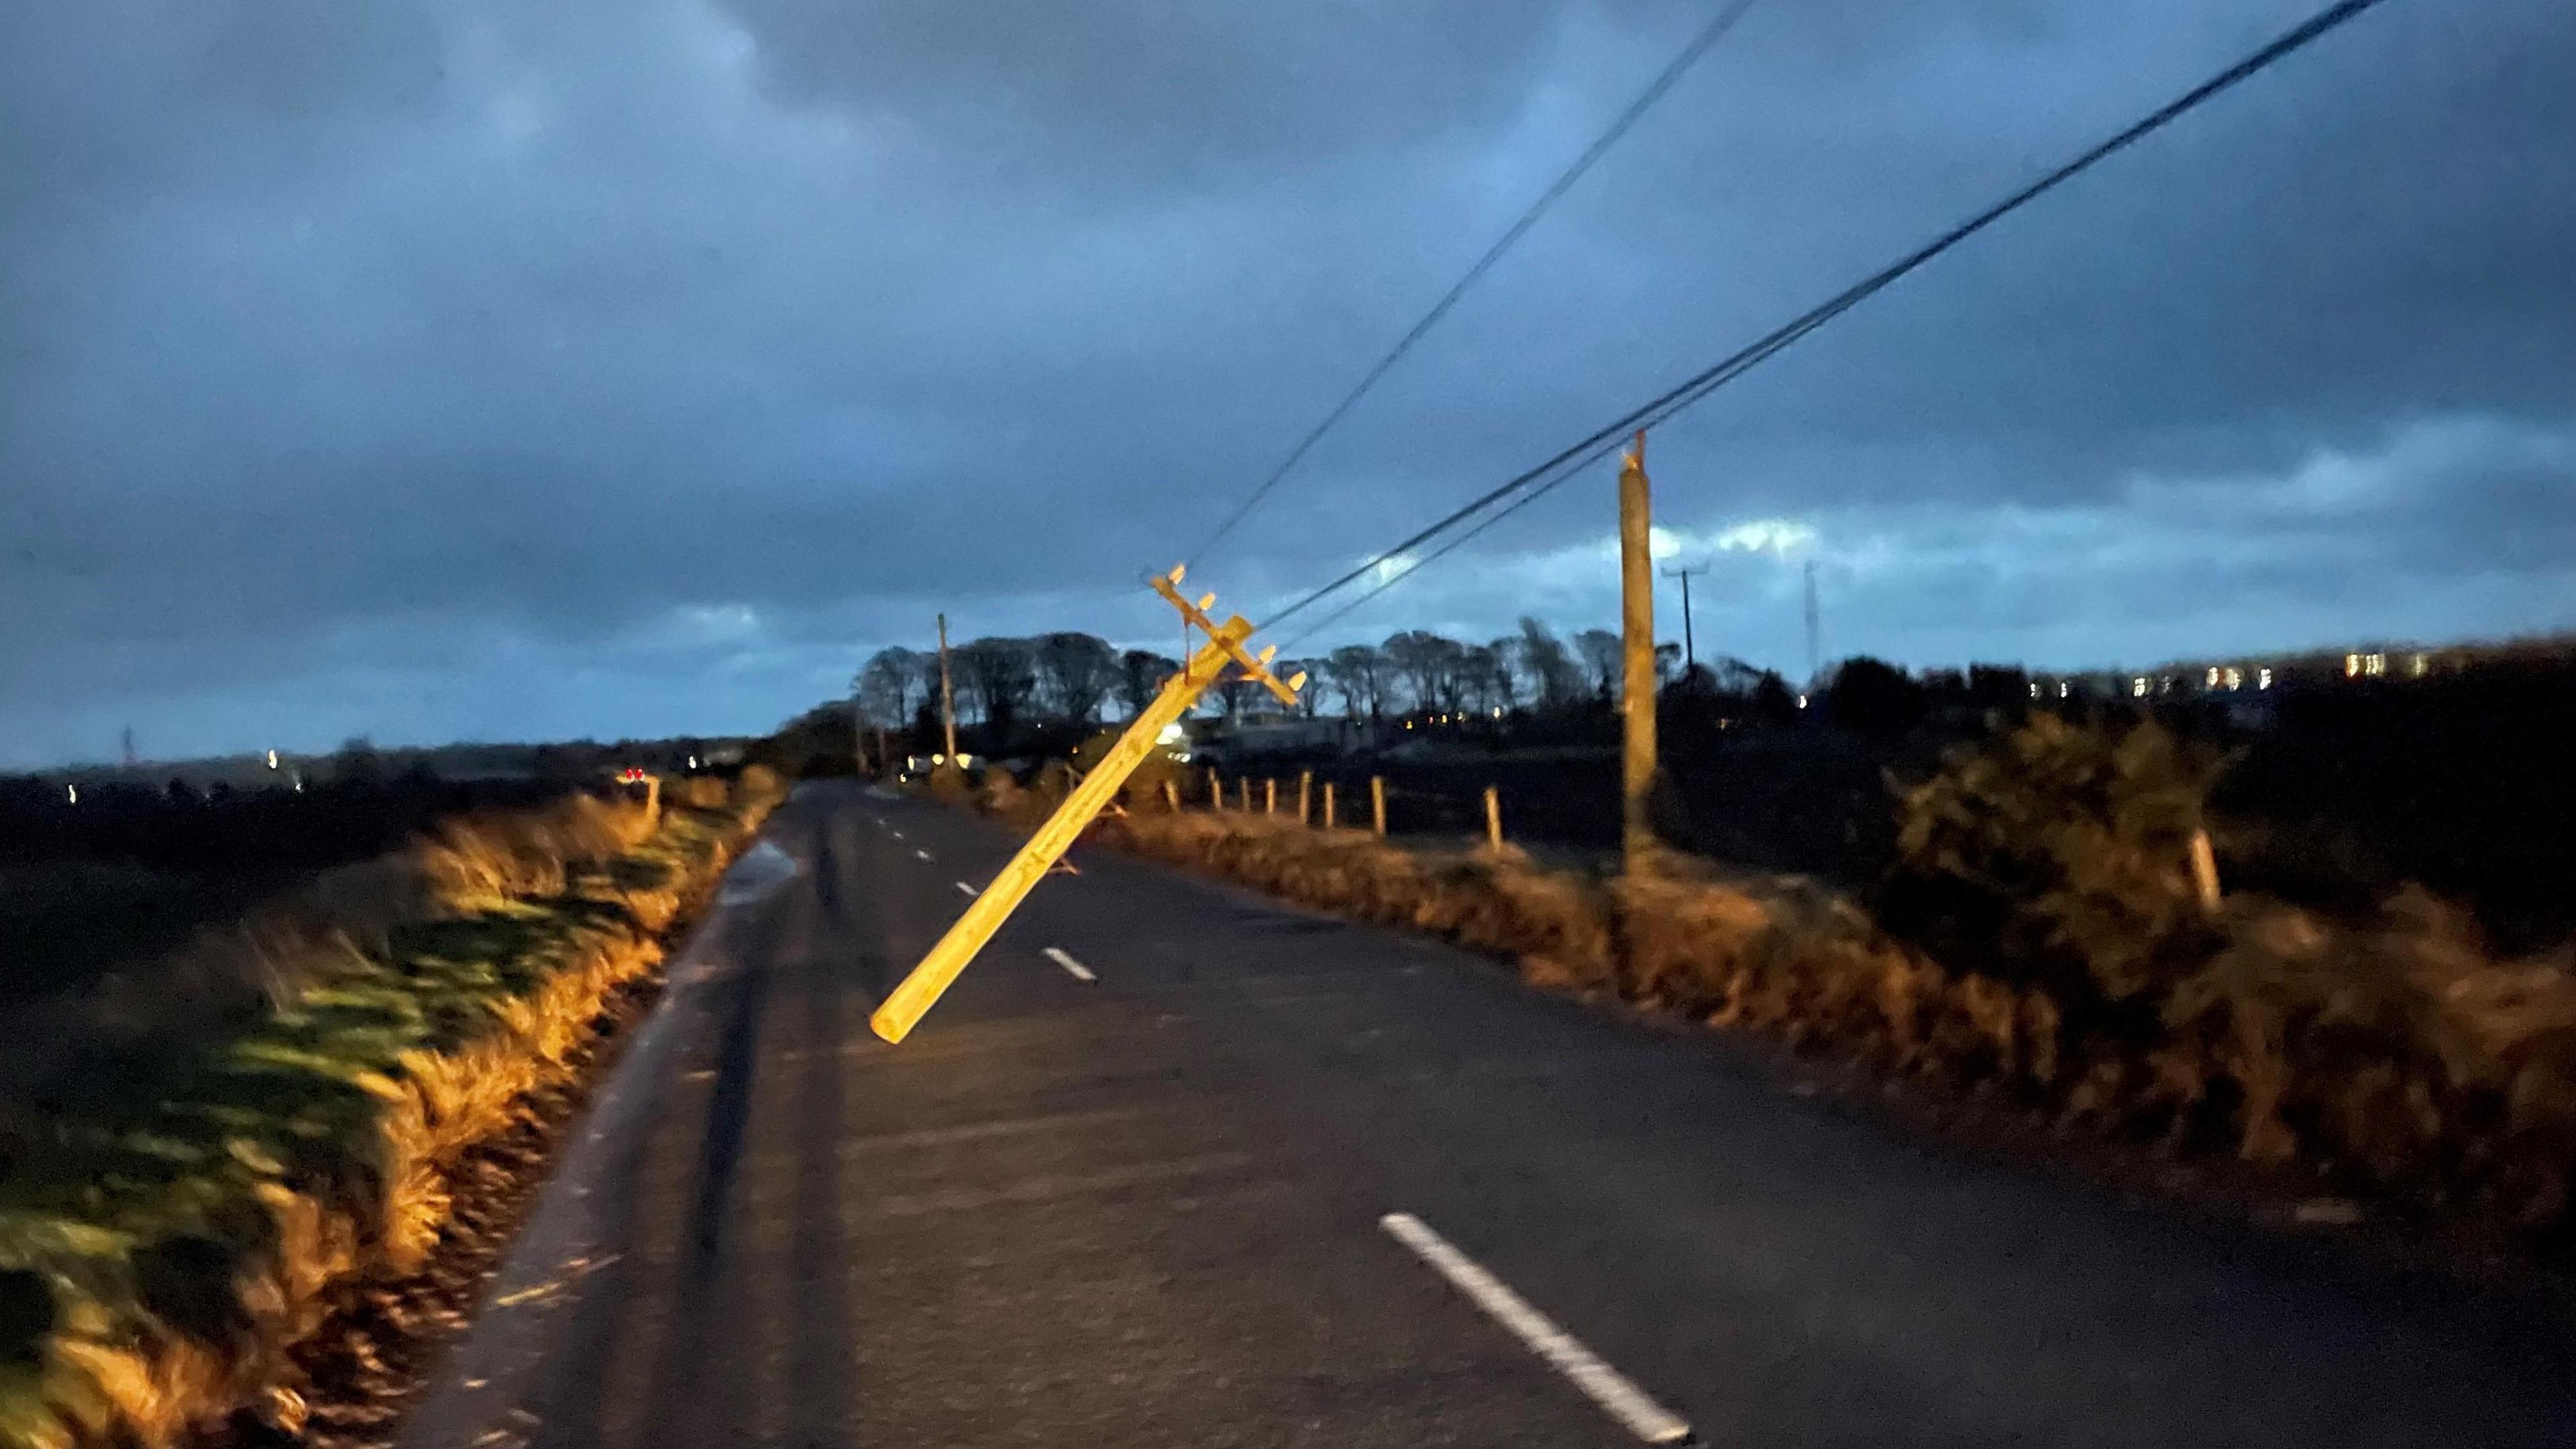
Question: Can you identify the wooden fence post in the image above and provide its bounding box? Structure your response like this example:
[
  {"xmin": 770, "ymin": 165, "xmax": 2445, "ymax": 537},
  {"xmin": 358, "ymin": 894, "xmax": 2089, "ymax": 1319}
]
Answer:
[
  {"xmin": 2190, "ymin": 828, "xmax": 2223, "ymax": 914},
  {"xmin": 1238, "ymin": 776, "xmax": 1250, "ymax": 812},
  {"xmin": 1297, "ymin": 770, "xmax": 1311, "ymax": 824},
  {"xmin": 1161, "ymin": 780, "xmax": 1179, "ymax": 813},
  {"xmin": 1323, "ymin": 782, "xmax": 1337, "ymax": 829},
  {"xmin": 1371, "ymin": 775, "xmax": 1387, "ymax": 838},
  {"xmin": 1265, "ymin": 777, "xmax": 1277, "ymax": 814},
  {"xmin": 1484, "ymin": 785, "xmax": 1502, "ymax": 854}
]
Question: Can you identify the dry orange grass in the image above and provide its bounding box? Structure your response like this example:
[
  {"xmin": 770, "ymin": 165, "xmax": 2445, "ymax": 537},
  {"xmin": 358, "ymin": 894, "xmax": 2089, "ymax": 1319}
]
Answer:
[{"xmin": 409, "ymin": 793, "xmax": 657, "ymax": 910}]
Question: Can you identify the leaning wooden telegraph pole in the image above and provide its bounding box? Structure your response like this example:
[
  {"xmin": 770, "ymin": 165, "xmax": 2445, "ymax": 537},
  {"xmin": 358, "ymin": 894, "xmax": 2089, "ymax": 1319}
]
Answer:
[
  {"xmin": 870, "ymin": 569, "xmax": 1303, "ymax": 1044},
  {"xmin": 936, "ymin": 612, "xmax": 959, "ymax": 762},
  {"xmin": 1619, "ymin": 429, "xmax": 1659, "ymax": 873}
]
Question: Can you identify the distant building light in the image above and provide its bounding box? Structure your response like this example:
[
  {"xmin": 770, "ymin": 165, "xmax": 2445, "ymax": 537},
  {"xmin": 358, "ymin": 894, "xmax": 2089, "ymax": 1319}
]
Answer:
[
  {"xmin": 2131, "ymin": 676, "xmax": 2148, "ymax": 698},
  {"xmin": 2029, "ymin": 682, "xmax": 2041, "ymax": 699},
  {"xmin": 2206, "ymin": 666, "xmax": 2221, "ymax": 688},
  {"xmin": 266, "ymin": 749, "xmax": 279, "ymax": 769},
  {"xmin": 1796, "ymin": 694, "xmax": 1809, "ymax": 709},
  {"xmin": 2257, "ymin": 667, "xmax": 2273, "ymax": 690},
  {"xmin": 932, "ymin": 753, "xmax": 945, "ymax": 764},
  {"xmin": 1491, "ymin": 706, "xmax": 1503, "ymax": 718},
  {"xmin": 1155, "ymin": 723, "xmax": 1187, "ymax": 745},
  {"xmin": 66, "ymin": 784, "xmax": 77, "ymax": 805},
  {"xmin": 2408, "ymin": 652, "xmax": 2428, "ymax": 678},
  {"xmin": 2345, "ymin": 653, "xmax": 2361, "ymax": 678},
  {"xmin": 2365, "ymin": 651, "xmax": 2386, "ymax": 677},
  {"xmin": 2222, "ymin": 667, "xmax": 2243, "ymax": 691},
  {"xmin": 687, "ymin": 754, "xmax": 699, "ymax": 769},
  {"xmin": 2058, "ymin": 681, "xmax": 2070, "ymax": 698}
]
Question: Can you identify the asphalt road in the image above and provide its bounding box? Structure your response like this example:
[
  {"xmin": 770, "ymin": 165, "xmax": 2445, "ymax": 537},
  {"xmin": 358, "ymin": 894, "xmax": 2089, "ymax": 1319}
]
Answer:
[{"xmin": 398, "ymin": 782, "xmax": 2576, "ymax": 1448}]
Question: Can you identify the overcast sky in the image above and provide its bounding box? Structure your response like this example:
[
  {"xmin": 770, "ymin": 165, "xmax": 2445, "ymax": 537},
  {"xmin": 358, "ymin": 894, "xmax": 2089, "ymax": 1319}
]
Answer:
[{"xmin": 5, "ymin": 0, "xmax": 2571, "ymax": 766}]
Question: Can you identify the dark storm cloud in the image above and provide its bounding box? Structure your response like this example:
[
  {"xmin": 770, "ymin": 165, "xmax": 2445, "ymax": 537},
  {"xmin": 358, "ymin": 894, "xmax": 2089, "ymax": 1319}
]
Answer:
[
  {"xmin": 720, "ymin": 0, "xmax": 1580, "ymax": 188},
  {"xmin": 2, "ymin": 0, "xmax": 2571, "ymax": 765}
]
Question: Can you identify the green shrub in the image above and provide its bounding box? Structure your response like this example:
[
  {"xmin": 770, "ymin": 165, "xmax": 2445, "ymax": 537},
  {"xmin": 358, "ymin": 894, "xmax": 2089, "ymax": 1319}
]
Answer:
[{"xmin": 1873, "ymin": 714, "xmax": 2224, "ymax": 1028}]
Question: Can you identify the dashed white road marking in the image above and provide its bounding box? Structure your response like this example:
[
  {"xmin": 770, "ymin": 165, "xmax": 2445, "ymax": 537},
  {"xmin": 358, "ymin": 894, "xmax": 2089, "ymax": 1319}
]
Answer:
[
  {"xmin": 915, "ymin": 849, "xmax": 933, "ymax": 861},
  {"xmin": 1378, "ymin": 1212, "xmax": 1691, "ymax": 1445},
  {"xmin": 1042, "ymin": 947, "xmax": 1097, "ymax": 983},
  {"xmin": 892, "ymin": 829, "xmax": 906, "ymax": 839},
  {"xmin": 955, "ymin": 880, "xmax": 977, "ymax": 896}
]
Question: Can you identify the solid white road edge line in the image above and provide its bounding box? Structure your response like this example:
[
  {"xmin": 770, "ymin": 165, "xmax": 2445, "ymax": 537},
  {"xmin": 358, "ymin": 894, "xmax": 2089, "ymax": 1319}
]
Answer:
[
  {"xmin": 955, "ymin": 881, "xmax": 977, "ymax": 897},
  {"xmin": 1042, "ymin": 947, "xmax": 1097, "ymax": 983},
  {"xmin": 1378, "ymin": 1212, "xmax": 1691, "ymax": 1445}
]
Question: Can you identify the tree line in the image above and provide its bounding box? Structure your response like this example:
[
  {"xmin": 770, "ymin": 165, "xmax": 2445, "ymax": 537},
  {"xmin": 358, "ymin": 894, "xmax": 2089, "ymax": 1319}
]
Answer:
[{"xmin": 850, "ymin": 619, "xmax": 1832, "ymax": 734}]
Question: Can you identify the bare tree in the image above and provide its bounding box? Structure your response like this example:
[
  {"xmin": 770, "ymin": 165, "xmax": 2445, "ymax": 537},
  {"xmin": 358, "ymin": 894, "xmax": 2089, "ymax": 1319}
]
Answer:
[
  {"xmin": 1324, "ymin": 644, "xmax": 1389, "ymax": 720},
  {"xmin": 1434, "ymin": 636, "xmax": 1472, "ymax": 712},
  {"xmin": 1212, "ymin": 662, "xmax": 1263, "ymax": 720},
  {"xmin": 1481, "ymin": 638, "xmax": 1521, "ymax": 713},
  {"xmin": 1034, "ymin": 632, "xmax": 1118, "ymax": 724},
  {"xmin": 955, "ymin": 637, "xmax": 1037, "ymax": 729},
  {"xmin": 854, "ymin": 646, "xmax": 922, "ymax": 726},
  {"xmin": 1382, "ymin": 631, "xmax": 1462, "ymax": 714},
  {"xmin": 1574, "ymin": 629, "xmax": 1622, "ymax": 702},
  {"xmin": 1517, "ymin": 618, "xmax": 1585, "ymax": 708},
  {"xmin": 1116, "ymin": 649, "xmax": 1179, "ymax": 718}
]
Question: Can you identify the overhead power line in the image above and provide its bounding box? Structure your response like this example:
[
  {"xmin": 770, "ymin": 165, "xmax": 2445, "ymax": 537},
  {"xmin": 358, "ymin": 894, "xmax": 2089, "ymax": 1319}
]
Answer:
[
  {"xmin": 1182, "ymin": 0, "xmax": 1766, "ymax": 573},
  {"xmin": 1278, "ymin": 434, "xmax": 1621, "ymax": 650},
  {"xmin": 1260, "ymin": 0, "xmax": 2400, "ymax": 637}
]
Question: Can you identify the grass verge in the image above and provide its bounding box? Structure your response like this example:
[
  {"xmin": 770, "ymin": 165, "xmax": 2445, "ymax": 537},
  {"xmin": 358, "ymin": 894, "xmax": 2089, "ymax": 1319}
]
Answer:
[{"xmin": 0, "ymin": 770, "xmax": 784, "ymax": 1449}]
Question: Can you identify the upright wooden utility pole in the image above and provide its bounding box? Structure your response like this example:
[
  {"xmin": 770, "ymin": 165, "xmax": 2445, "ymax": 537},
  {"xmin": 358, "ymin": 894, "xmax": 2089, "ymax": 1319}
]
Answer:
[
  {"xmin": 936, "ymin": 612, "xmax": 959, "ymax": 762},
  {"xmin": 1619, "ymin": 430, "xmax": 1658, "ymax": 872}
]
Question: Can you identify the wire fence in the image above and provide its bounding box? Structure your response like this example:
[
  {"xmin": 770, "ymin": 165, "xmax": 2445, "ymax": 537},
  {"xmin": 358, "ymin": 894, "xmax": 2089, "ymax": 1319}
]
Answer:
[{"xmin": 1191, "ymin": 766, "xmax": 1525, "ymax": 853}]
